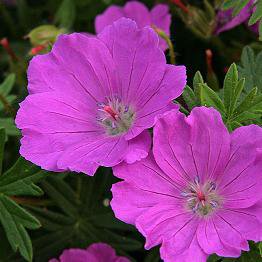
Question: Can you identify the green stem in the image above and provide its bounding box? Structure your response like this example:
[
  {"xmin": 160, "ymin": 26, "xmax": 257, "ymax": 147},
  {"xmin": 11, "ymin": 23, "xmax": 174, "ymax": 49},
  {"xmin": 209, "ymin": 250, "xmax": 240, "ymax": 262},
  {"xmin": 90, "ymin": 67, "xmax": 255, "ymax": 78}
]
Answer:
[
  {"xmin": 152, "ymin": 25, "xmax": 176, "ymax": 64},
  {"xmin": 11, "ymin": 196, "xmax": 52, "ymax": 206},
  {"xmin": 0, "ymin": 93, "xmax": 16, "ymax": 117}
]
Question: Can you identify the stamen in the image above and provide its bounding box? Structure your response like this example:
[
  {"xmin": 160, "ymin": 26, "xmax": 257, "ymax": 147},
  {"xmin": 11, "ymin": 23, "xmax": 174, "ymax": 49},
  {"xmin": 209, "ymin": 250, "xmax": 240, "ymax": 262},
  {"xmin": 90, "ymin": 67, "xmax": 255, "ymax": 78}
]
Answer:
[
  {"xmin": 96, "ymin": 96, "xmax": 135, "ymax": 136},
  {"xmin": 182, "ymin": 178, "xmax": 221, "ymax": 217}
]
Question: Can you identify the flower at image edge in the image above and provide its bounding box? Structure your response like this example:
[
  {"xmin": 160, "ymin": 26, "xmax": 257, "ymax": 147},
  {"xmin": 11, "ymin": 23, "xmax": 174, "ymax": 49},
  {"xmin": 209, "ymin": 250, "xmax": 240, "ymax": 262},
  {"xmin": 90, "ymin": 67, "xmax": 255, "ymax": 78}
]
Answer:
[
  {"xmin": 111, "ymin": 106, "xmax": 262, "ymax": 262},
  {"xmin": 49, "ymin": 243, "xmax": 130, "ymax": 262}
]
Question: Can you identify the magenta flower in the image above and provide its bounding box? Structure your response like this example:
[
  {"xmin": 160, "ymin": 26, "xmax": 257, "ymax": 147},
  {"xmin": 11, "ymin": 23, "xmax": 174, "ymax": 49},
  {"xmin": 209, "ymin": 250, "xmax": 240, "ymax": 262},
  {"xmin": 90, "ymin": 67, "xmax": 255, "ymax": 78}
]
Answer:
[
  {"xmin": 49, "ymin": 243, "xmax": 130, "ymax": 262},
  {"xmin": 215, "ymin": 1, "xmax": 258, "ymax": 35},
  {"xmin": 95, "ymin": 1, "xmax": 171, "ymax": 51},
  {"xmin": 111, "ymin": 107, "xmax": 262, "ymax": 262},
  {"xmin": 15, "ymin": 18, "xmax": 186, "ymax": 176}
]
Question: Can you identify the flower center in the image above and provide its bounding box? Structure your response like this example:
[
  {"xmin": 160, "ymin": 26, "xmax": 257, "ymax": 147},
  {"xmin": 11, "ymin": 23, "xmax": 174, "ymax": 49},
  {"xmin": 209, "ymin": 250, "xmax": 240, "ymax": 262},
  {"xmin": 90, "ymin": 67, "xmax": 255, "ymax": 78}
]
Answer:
[
  {"xmin": 96, "ymin": 97, "xmax": 135, "ymax": 136},
  {"xmin": 182, "ymin": 176, "xmax": 221, "ymax": 217}
]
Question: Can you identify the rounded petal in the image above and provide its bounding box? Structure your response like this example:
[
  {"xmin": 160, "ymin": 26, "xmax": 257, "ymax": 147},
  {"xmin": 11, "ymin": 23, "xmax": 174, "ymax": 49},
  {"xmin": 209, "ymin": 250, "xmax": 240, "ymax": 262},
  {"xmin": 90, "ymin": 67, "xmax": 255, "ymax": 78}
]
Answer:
[
  {"xmin": 111, "ymin": 181, "xmax": 174, "ymax": 225},
  {"xmin": 215, "ymin": 4, "xmax": 252, "ymax": 35},
  {"xmin": 87, "ymin": 243, "xmax": 130, "ymax": 262},
  {"xmin": 28, "ymin": 33, "xmax": 119, "ymax": 103},
  {"xmin": 218, "ymin": 125, "xmax": 262, "ymax": 208},
  {"xmin": 58, "ymin": 248, "xmax": 93, "ymax": 262},
  {"xmin": 153, "ymin": 107, "xmax": 230, "ymax": 186},
  {"xmin": 212, "ymin": 212, "xmax": 250, "ymax": 251},
  {"xmin": 124, "ymin": 130, "xmax": 151, "ymax": 164},
  {"xmin": 136, "ymin": 205, "xmax": 197, "ymax": 249},
  {"xmin": 150, "ymin": 4, "xmax": 171, "ymax": 50},
  {"xmin": 15, "ymin": 92, "xmax": 102, "ymax": 174},
  {"xmin": 95, "ymin": 6, "xmax": 124, "ymax": 34},
  {"xmin": 160, "ymin": 235, "xmax": 208, "ymax": 262},
  {"xmin": 130, "ymin": 65, "xmax": 186, "ymax": 139},
  {"xmin": 113, "ymin": 152, "xmax": 181, "ymax": 196},
  {"xmin": 197, "ymin": 219, "xmax": 225, "ymax": 254},
  {"xmin": 58, "ymin": 135, "xmax": 128, "ymax": 171},
  {"xmin": 98, "ymin": 18, "xmax": 166, "ymax": 106},
  {"xmin": 123, "ymin": 1, "xmax": 151, "ymax": 28}
]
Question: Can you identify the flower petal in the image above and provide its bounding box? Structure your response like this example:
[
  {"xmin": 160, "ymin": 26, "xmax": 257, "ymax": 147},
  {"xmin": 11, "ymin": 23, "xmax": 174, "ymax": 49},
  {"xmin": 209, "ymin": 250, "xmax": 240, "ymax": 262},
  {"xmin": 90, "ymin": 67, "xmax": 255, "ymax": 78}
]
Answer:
[
  {"xmin": 153, "ymin": 107, "xmax": 230, "ymax": 186},
  {"xmin": 160, "ymin": 235, "xmax": 208, "ymax": 262},
  {"xmin": 58, "ymin": 135, "xmax": 128, "ymax": 171},
  {"xmin": 130, "ymin": 65, "xmax": 186, "ymax": 139},
  {"xmin": 28, "ymin": 33, "xmax": 119, "ymax": 104},
  {"xmin": 95, "ymin": 6, "xmax": 124, "ymax": 34},
  {"xmin": 150, "ymin": 4, "xmax": 171, "ymax": 50},
  {"xmin": 124, "ymin": 130, "xmax": 151, "ymax": 164},
  {"xmin": 98, "ymin": 18, "xmax": 166, "ymax": 108},
  {"xmin": 219, "ymin": 125, "xmax": 262, "ymax": 208},
  {"xmin": 113, "ymin": 152, "xmax": 181, "ymax": 196},
  {"xmin": 136, "ymin": 204, "xmax": 196, "ymax": 249},
  {"xmin": 123, "ymin": 1, "xmax": 151, "ymax": 28},
  {"xmin": 111, "ymin": 181, "xmax": 173, "ymax": 224}
]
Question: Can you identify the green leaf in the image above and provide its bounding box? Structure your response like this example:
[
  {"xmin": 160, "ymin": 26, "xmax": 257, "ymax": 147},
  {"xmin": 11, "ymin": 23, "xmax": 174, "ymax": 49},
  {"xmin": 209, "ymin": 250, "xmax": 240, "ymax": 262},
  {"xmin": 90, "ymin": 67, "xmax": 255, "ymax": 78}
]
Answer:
[
  {"xmin": 0, "ymin": 74, "xmax": 15, "ymax": 96},
  {"xmin": 182, "ymin": 85, "xmax": 198, "ymax": 110},
  {"xmin": 222, "ymin": 0, "xmax": 239, "ymax": 10},
  {"xmin": 234, "ymin": 87, "xmax": 258, "ymax": 116},
  {"xmin": 238, "ymin": 46, "xmax": 262, "ymax": 92},
  {"xmin": 55, "ymin": 0, "xmax": 76, "ymax": 29},
  {"xmin": 200, "ymin": 83, "xmax": 226, "ymax": 115},
  {"xmin": 0, "ymin": 142, "xmax": 48, "ymax": 261},
  {"xmin": 29, "ymin": 172, "xmax": 141, "ymax": 262},
  {"xmin": 0, "ymin": 157, "xmax": 47, "ymax": 196},
  {"xmin": 0, "ymin": 128, "xmax": 5, "ymax": 175},
  {"xmin": 231, "ymin": 78, "xmax": 245, "ymax": 110},
  {"xmin": 223, "ymin": 63, "xmax": 238, "ymax": 115},
  {"xmin": 0, "ymin": 195, "xmax": 40, "ymax": 261},
  {"xmin": 0, "ymin": 118, "xmax": 20, "ymax": 136},
  {"xmin": 232, "ymin": 0, "xmax": 250, "ymax": 16},
  {"xmin": 248, "ymin": 0, "xmax": 262, "ymax": 25}
]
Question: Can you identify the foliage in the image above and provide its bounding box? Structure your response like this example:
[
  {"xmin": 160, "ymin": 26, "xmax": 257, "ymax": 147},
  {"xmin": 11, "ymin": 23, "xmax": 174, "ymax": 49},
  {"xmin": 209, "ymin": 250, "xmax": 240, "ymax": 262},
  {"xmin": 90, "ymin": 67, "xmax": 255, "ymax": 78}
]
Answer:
[
  {"xmin": 181, "ymin": 62, "xmax": 262, "ymax": 130},
  {"xmin": 238, "ymin": 46, "xmax": 262, "ymax": 92},
  {"xmin": 222, "ymin": 0, "xmax": 262, "ymax": 40},
  {"xmin": 0, "ymin": 129, "xmax": 48, "ymax": 261}
]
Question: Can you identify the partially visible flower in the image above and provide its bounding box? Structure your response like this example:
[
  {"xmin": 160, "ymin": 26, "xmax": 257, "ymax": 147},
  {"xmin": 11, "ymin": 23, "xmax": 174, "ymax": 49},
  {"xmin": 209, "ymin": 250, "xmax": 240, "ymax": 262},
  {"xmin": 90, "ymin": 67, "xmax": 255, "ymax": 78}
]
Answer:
[
  {"xmin": 215, "ymin": 1, "xmax": 258, "ymax": 35},
  {"xmin": 49, "ymin": 243, "xmax": 130, "ymax": 262},
  {"xmin": 15, "ymin": 18, "xmax": 186, "ymax": 176},
  {"xmin": 171, "ymin": 0, "xmax": 189, "ymax": 13},
  {"xmin": 26, "ymin": 25, "xmax": 66, "ymax": 46},
  {"xmin": 1, "ymin": 0, "xmax": 16, "ymax": 6},
  {"xmin": 95, "ymin": 1, "xmax": 171, "ymax": 51},
  {"xmin": 111, "ymin": 107, "xmax": 262, "ymax": 262}
]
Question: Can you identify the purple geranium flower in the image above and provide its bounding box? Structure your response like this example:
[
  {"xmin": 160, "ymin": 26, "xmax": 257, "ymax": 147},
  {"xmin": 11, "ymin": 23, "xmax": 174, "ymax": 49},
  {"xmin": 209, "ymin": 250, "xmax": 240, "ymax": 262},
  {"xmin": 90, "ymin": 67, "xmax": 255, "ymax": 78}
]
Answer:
[
  {"xmin": 111, "ymin": 107, "xmax": 262, "ymax": 262},
  {"xmin": 95, "ymin": 1, "xmax": 171, "ymax": 51},
  {"xmin": 215, "ymin": 0, "xmax": 258, "ymax": 35},
  {"xmin": 15, "ymin": 18, "xmax": 186, "ymax": 176},
  {"xmin": 49, "ymin": 243, "xmax": 130, "ymax": 262}
]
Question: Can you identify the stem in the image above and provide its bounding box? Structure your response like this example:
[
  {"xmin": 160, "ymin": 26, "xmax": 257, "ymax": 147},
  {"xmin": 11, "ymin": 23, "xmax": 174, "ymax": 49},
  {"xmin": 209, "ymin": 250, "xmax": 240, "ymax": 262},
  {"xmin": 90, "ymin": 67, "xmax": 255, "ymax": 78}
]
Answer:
[
  {"xmin": 0, "ymin": 93, "xmax": 16, "ymax": 117},
  {"xmin": 0, "ymin": 38, "xmax": 18, "ymax": 62},
  {"xmin": 11, "ymin": 196, "xmax": 52, "ymax": 206},
  {"xmin": 152, "ymin": 26, "xmax": 176, "ymax": 64}
]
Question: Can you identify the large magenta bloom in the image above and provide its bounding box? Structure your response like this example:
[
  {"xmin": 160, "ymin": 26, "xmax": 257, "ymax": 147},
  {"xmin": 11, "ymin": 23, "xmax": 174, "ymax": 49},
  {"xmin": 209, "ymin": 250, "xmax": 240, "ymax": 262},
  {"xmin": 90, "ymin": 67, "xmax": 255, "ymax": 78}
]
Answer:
[
  {"xmin": 15, "ymin": 18, "xmax": 186, "ymax": 176},
  {"xmin": 215, "ymin": 1, "xmax": 258, "ymax": 35},
  {"xmin": 111, "ymin": 107, "xmax": 262, "ymax": 262},
  {"xmin": 49, "ymin": 243, "xmax": 129, "ymax": 262},
  {"xmin": 95, "ymin": 1, "xmax": 171, "ymax": 51}
]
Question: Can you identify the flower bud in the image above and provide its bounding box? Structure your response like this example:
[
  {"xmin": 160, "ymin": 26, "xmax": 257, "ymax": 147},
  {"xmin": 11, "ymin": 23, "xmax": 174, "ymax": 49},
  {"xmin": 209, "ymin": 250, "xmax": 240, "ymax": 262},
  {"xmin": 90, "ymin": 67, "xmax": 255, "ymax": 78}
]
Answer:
[{"xmin": 26, "ymin": 25, "xmax": 66, "ymax": 46}]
